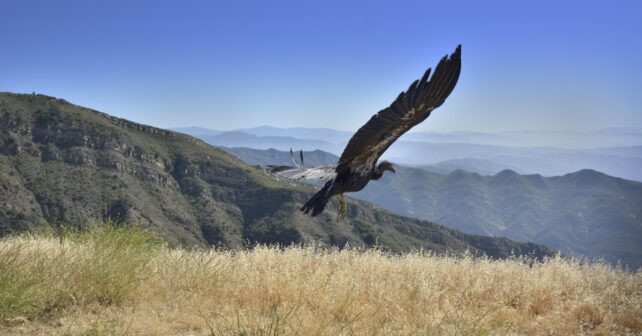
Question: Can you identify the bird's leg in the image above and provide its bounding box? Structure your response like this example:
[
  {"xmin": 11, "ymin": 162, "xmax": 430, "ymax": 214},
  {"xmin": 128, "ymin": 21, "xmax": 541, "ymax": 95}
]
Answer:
[{"xmin": 337, "ymin": 193, "xmax": 346, "ymax": 219}]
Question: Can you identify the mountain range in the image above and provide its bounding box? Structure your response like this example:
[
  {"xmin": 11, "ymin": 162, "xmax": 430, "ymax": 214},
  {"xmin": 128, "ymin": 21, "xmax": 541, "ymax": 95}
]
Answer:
[
  {"xmin": 173, "ymin": 125, "xmax": 642, "ymax": 148},
  {"xmin": 0, "ymin": 92, "xmax": 551, "ymax": 259},
  {"xmin": 221, "ymin": 147, "xmax": 642, "ymax": 269},
  {"xmin": 173, "ymin": 127, "xmax": 642, "ymax": 181}
]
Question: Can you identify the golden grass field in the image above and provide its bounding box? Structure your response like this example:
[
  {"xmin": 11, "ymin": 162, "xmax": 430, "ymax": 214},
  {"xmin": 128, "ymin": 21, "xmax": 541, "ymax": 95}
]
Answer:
[{"xmin": 1, "ymin": 225, "xmax": 641, "ymax": 335}]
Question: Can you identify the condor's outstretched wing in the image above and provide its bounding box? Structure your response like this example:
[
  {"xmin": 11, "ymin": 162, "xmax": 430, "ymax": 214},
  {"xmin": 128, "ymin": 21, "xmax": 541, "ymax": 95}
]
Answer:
[
  {"xmin": 336, "ymin": 45, "xmax": 462, "ymax": 175},
  {"xmin": 266, "ymin": 165, "xmax": 337, "ymax": 181}
]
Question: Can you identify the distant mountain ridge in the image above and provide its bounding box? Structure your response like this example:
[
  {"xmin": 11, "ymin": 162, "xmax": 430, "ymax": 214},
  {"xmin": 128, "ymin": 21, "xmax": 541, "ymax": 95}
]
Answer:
[
  {"xmin": 236, "ymin": 125, "xmax": 353, "ymax": 142},
  {"xmin": 0, "ymin": 92, "xmax": 551, "ymax": 259},
  {"xmin": 222, "ymin": 147, "xmax": 642, "ymax": 269},
  {"xmin": 175, "ymin": 126, "xmax": 642, "ymax": 181},
  {"xmin": 198, "ymin": 131, "xmax": 342, "ymax": 152},
  {"xmin": 415, "ymin": 158, "xmax": 524, "ymax": 176},
  {"xmin": 172, "ymin": 125, "xmax": 642, "ymax": 148}
]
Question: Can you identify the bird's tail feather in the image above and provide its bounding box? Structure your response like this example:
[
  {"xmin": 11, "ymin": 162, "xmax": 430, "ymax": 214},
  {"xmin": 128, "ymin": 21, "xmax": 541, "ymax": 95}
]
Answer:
[{"xmin": 301, "ymin": 181, "xmax": 334, "ymax": 217}]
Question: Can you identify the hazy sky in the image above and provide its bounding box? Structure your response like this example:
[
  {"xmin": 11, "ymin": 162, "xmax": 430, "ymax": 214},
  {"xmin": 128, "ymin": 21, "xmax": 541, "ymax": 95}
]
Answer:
[{"xmin": 1, "ymin": 0, "xmax": 641, "ymax": 133}]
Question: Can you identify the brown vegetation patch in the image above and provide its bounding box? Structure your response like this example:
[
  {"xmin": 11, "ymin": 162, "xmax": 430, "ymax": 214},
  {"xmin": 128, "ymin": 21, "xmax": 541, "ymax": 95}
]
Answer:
[{"xmin": 1, "ymin": 227, "xmax": 641, "ymax": 335}]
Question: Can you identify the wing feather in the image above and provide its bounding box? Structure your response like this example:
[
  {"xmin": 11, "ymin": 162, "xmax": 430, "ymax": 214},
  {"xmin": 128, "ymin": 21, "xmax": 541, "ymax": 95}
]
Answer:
[
  {"xmin": 266, "ymin": 165, "xmax": 337, "ymax": 182},
  {"xmin": 336, "ymin": 45, "xmax": 462, "ymax": 174}
]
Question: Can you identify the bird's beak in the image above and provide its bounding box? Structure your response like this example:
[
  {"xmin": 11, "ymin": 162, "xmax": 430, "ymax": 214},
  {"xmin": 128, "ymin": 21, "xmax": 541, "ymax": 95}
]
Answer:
[{"xmin": 389, "ymin": 166, "xmax": 396, "ymax": 173}]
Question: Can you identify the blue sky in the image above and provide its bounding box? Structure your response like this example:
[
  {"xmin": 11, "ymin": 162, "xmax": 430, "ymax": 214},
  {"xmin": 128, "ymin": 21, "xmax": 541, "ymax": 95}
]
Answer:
[{"xmin": 1, "ymin": 0, "xmax": 641, "ymax": 132}]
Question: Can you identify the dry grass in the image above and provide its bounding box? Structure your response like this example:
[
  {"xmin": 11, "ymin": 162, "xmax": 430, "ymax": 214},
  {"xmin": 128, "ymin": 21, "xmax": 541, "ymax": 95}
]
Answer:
[{"xmin": 1, "ymin": 226, "xmax": 641, "ymax": 335}]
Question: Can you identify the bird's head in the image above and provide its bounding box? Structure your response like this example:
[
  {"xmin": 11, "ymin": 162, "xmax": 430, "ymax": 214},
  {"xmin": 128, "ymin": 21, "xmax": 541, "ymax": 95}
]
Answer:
[{"xmin": 377, "ymin": 160, "xmax": 396, "ymax": 174}]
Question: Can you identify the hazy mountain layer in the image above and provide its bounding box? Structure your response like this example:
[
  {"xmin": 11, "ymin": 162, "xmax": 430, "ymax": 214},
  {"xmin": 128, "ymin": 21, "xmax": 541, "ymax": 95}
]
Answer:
[
  {"xmin": 173, "ymin": 125, "xmax": 642, "ymax": 149},
  {"xmin": 222, "ymin": 147, "xmax": 642, "ymax": 268},
  {"xmin": 176, "ymin": 126, "xmax": 642, "ymax": 181},
  {"xmin": 0, "ymin": 92, "xmax": 551, "ymax": 259},
  {"xmin": 198, "ymin": 131, "xmax": 342, "ymax": 153}
]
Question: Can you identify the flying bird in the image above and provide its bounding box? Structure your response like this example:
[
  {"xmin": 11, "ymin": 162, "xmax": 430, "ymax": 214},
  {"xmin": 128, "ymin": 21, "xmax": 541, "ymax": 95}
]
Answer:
[{"xmin": 269, "ymin": 45, "xmax": 462, "ymax": 218}]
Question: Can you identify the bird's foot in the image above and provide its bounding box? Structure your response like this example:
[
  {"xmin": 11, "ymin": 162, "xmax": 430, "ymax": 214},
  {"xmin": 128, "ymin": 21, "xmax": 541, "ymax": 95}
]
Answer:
[{"xmin": 337, "ymin": 193, "xmax": 346, "ymax": 219}]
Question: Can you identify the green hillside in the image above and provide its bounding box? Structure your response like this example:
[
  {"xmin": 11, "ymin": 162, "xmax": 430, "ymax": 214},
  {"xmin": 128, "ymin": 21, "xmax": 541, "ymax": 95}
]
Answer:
[
  {"xmin": 220, "ymin": 147, "xmax": 642, "ymax": 269},
  {"xmin": 363, "ymin": 168, "xmax": 642, "ymax": 268},
  {"xmin": 0, "ymin": 92, "xmax": 550, "ymax": 258}
]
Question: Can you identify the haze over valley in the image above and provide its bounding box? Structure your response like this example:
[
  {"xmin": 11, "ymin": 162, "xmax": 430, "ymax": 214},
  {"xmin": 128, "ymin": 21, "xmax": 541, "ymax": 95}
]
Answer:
[{"xmin": 174, "ymin": 126, "xmax": 642, "ymax": 182}]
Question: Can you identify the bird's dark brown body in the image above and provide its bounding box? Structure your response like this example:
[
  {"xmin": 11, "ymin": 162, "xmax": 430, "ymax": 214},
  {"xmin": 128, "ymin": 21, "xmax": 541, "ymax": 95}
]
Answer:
[
  {"xmin": 337, "ymin": 163, "xmax": 388, "ymax": 193},
  {"xmin": 301, "ymin": 161, "xmax": 394, "ymax": 216}
]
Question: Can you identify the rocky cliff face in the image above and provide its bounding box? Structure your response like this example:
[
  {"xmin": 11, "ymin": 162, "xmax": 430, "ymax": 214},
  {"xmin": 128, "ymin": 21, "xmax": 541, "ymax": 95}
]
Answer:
[{"xmin": 0, "ymin": 92, "xmax": 552, "ymax": 258}]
